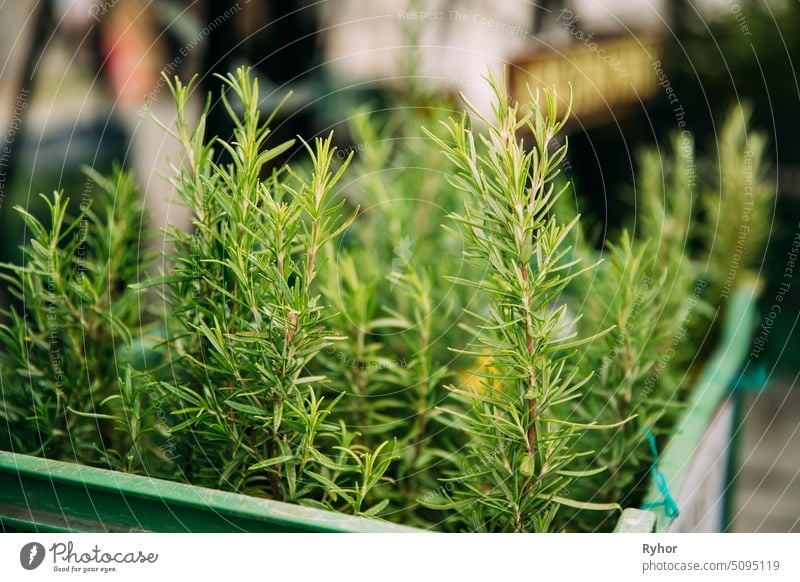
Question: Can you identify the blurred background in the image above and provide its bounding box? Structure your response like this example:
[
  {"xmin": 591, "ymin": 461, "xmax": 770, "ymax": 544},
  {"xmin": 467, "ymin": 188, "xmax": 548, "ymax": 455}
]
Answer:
[{"xmin": 0, "ymin": 0, "xmax": 797, "ymax": 531}]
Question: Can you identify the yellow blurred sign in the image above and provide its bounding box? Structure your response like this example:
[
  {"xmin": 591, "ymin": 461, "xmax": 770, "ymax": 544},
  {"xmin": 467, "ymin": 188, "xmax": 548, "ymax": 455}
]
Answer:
[{"xmin": 509, "ymin": 35, "xmax": 663, "ymax": 127}]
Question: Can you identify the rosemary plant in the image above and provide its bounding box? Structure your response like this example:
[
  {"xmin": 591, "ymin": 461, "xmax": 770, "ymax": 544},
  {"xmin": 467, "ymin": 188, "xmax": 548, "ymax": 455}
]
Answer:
[
  {"xmin": 149, "ymin": 68, "xmax": 393, "ymax": 514},
  {"xmin": 0, "ymin": 64, "xmax": 776, "ymax": 532},
  {"xmin": 422, "ymin": 72, "xmax": 616, "ymax": 532},
  {"xmin": 563, "ymin": 233, "xmax": 674, "ymax": 530},
  {"xmin": 0, "ymin": 167, "xmax": 150, "ymax": 468},
  {"xmin": 636, "ymin": 134, "xmax": 708, "ymax": 385},
  {"xmin": 638, "ymin": 135, "xmax": 696, "ymax": 313},
  {"xmin": 702, "ymin": 105, "xmax": 773, "ymax": 301},
  {"xmin": 316, "ymin": 96, "xmax": 466, "ymax": 525},
  {"xmin": 558, "ymin": 131, "xmax": 707, "ymax": 529}
]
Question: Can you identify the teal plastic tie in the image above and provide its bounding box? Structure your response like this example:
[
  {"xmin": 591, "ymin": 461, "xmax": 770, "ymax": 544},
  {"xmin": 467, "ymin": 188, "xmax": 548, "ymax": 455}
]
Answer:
[
  {"xmin": 733, "ymin": 363, "xmax": 769, "ymax": 392},
  {"xmin": 640, "ymin": 429, "xmax": 680, "ymax": 520}
]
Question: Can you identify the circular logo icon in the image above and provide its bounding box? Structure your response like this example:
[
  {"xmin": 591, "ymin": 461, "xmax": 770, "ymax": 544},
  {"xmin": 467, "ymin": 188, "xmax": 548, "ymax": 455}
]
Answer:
[{"xmin": 20, "ymin": 542, "xmax": 46, "ymax": 570}]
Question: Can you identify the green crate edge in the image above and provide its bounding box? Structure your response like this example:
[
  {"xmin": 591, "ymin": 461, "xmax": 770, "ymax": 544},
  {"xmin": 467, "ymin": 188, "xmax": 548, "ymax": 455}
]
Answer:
[
  {"xmin": 641, "ymin": 281, "xmax": 760, "ymax": 532},
  {"xmin": 0, "ymin": 449, "xmax": 417, "ymax": 532},
  {"xmin": 0, "ymin": 284, "xmax": 758, "ymax": 533}
]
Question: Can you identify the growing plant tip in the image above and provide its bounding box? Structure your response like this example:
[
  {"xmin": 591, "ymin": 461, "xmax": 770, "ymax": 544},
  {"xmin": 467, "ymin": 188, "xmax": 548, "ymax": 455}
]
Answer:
[
  {"xmin": 421, "ymin": 71, "xmax": 621, "ymax": 532},
  {"xmin": 0, "ymin": 65, "xmax": 775, "ymax": 534}
]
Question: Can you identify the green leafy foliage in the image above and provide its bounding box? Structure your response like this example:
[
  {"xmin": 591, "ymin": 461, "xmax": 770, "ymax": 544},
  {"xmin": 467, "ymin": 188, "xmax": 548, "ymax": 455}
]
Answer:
[
  {"xmin": 0, "ymin": 67, "xmax": 775, "ymax": 532},
  {"xmin": 701, "ymin": 105, "xmax": 774, "ymax": 301},
  {"xmin": 561, "ymin": 233, "xmax": 673, "ymax": 530},
  {"xmin": 0, "ymin": 167, "xmax": 151, "ymax": 466},
  {"xmin": 314, "ymin": 96, "xmax": 467, "ymax": 526},
  {"xmin": 144, "ymin": 68, "xmax": 394, "ymax": 514},
  {"xmin": 417, "ymin": 71, "xmax": 621, "ymax": 531}
]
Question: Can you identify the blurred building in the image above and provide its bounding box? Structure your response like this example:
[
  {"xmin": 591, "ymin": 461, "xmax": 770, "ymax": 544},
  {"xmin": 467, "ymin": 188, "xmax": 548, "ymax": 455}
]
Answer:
[{"xmin": 320, "ymin": 1, "xmax": 669, "ymax": 114}]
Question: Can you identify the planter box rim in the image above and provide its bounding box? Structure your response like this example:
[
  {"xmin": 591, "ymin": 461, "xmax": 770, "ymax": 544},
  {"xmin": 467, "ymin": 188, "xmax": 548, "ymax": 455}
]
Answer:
[{"xmin": 0, "ymin": 282, "xmax": 760, "ymax": 533}]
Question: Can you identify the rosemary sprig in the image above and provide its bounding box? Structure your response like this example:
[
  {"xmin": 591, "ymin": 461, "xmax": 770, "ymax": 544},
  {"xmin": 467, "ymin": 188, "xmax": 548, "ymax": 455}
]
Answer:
[
  {"xmin": 702, "ymin": 105, "xmax": 774, "ymax": 300},
  {"xmin": 422, "ymin": 71, "xmax": 617, "ymax": 532},
  {"xmin": 0, "ymin": 167, "xmax": 150, "ymax": 467},
  {"xmin": 149, "ymin": 67, "xmax": 393, "ymax": 514}
]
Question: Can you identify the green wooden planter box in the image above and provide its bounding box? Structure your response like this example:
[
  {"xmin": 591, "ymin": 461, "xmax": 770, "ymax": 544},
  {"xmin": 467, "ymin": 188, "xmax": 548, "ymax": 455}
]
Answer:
[
  {"xmin": 624, "ymin": 281, "xmax": 761, "ymax": 533},
  {"xmin": 0, "ymin": 285, "xmax": 759, "ymax": 533},
  {"xmin": 0, "ymin": 451, "xmax": 415, "ymax": 533}
]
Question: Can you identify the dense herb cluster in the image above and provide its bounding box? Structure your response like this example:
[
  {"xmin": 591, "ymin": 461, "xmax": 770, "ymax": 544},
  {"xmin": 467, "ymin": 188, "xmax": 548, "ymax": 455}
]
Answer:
[
  {"xmin": 144, "ymin": 70, "xmax": 394, "ymax": 513},
  {"xmin": 702, "ymin": 106, "xmax": 773, "ymax": 301},
  {"xmin": 0, "ymin": 168, "xmax": 150, "ymax": 468},
  {"xmin": 0, "ymin": 67, "xmax": 774, "ymax": 531},
  {"xmin": 420, "ymin": 73, "xmax": 625, "ymax": 531}
]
